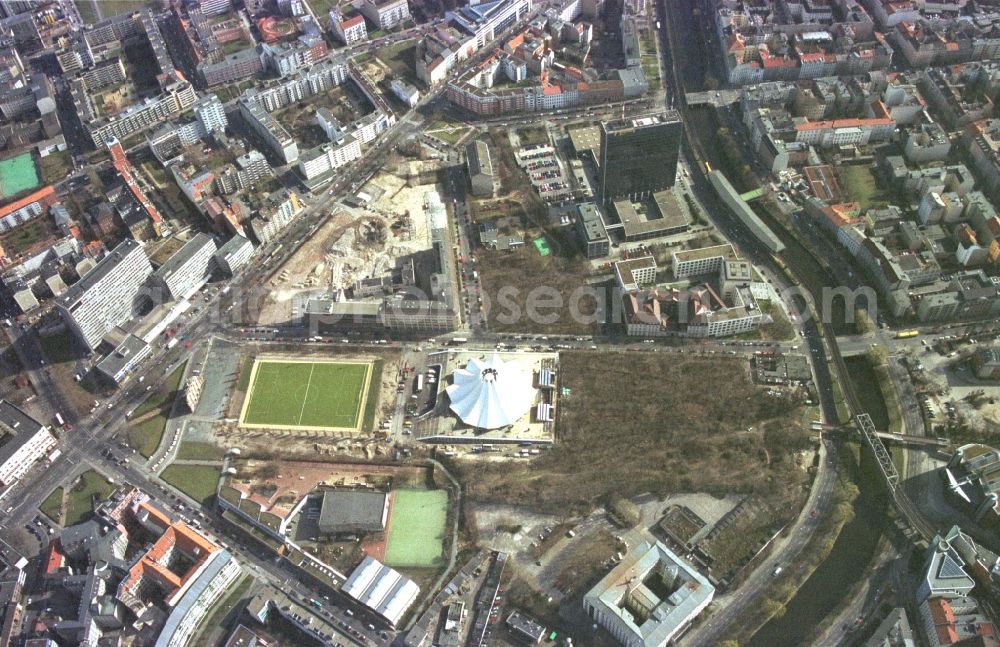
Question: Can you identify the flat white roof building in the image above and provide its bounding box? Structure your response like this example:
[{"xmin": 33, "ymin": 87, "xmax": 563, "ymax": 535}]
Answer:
[
  {"xmin": 341, "ymin": 556, "xmax": 419, "ymax": 627},
  {"xmin": 56, "ymin": 239, "xmax": 153, "ymax": 351},
  {"xmin": 151, "ymin": 233, "xmax": 218, "ymax": 301},
  {"xmin": 212, "ymin": 235, "xmax": 254, "ymax": 277},
  {"xmin": 584, "ymin": 541, "xmax": 714, "ymax": 647},
  {"xmin": 445, "ymin": 354, "xmax": 536, "ymax": 429},
  {"xmin": 154, "ymin": 549, "xmax": 243, "ymax": 647},
  {"xmin": 0, "ymin": 400, "xmax": 57, "ymax": 486}
]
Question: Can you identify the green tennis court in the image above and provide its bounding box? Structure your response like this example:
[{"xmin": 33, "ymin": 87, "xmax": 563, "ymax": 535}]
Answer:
[
  {"xmin": 0, "ymin": 153, "xmax": 40, "ymax": 198},
  {"xmin": 384, "ymin": 489, "xmax": 448, "ymax": 567}
]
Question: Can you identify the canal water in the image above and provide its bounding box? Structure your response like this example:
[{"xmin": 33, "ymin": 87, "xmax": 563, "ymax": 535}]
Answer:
[{"xmin": 749, "ymin": 357, "xmax": 890, "ymax": 645}]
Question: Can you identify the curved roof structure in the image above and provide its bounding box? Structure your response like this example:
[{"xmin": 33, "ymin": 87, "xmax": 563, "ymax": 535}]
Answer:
[{"xmin": 446, "ymin": 354, "xmax": 536, "ymax": 429}]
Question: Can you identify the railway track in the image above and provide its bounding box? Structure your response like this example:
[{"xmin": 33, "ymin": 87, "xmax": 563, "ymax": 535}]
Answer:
[{"xmin": 658, "ymin": 0, "xmax": 938, "ymax": 544}]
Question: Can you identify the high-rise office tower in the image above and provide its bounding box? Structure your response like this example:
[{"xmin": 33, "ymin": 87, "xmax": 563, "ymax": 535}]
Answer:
[{"xmin": 599, "ymin": 112, "xmax": 683, "ymax": 204}]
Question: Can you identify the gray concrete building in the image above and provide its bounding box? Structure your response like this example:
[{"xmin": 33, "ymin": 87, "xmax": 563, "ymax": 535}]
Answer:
[
  {"xmin": 56, "ymin": 240, "xmax": 153, "ymax": 351},
  {"xmin": 466, "ymin": 139, "xmax": 494, "ymax": 197},
  {"xmin": 575, "ymin": 202, "xmax": 609, "ymax": 258}
]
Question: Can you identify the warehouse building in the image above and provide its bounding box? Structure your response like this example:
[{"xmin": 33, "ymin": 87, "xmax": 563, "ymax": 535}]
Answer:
[
  {"xmin": 341, "ymin": 556, "xmax": 420, "ymax": 627},
  {"xmin": 466, "ymin": 139, "xmax": 494, "ymax": 197}
]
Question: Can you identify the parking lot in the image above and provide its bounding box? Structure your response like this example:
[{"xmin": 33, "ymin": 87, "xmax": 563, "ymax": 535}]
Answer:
[{"xmin": 514, "ymin": 144, "xmax": 573, "ymax": 203}]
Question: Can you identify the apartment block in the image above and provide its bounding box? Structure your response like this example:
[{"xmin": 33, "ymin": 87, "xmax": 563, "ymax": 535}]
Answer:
[
  {"xmin": 55, "ymin": 239, "xmax": 153, "ymax": 351},
  {"xmin": 150, "ymin": 233, "xmax": 218, "ymax": 301},
  {"xmin": 417, "ymin": 0, "xmax": 531, "ymax": 85},
  {"xmin": 86, "ymin": 74, "xmax": 197, "ymax": 146},
  {"xmin": 917, "ymin": 270, "xmax": 1000, "ymax": 322},
  {"xmin": 200, "ymin": 48, "xmax": 263, "ymax": 88},
  {"xmin": 79, "ymin": 58, "xmax": 127, "ymax": 92},
  {"xmin": 0, "ymin": 400, "xmax": 56, "ymax": 486},
  {"xmin": 793, "ymin": 114, "xmax": 897, "ymax": 147},
  {"xmin": 297, "ymin": 135, "xmax": 362, "ymax": 181},
  {"xmin": 212, "ymin": 234, "xmax": 254, "ymax": 276},
  {"xmin": 215, "ymin": 150, "xmax": 272, "ymax": 194},
  {"xmin": 331, "ymin": 13, "xmax": 367, "ymax": 45},
  {"xmin": 259, "ymin": 33, "xmax": 328, "ymax": 77},
  {"xmin": 239, "ymin": 97, "xmax": 298, "ymax": 163},
  {"xmin": 247, "ymin": 190, "xmax": 302, "ymax": 244},
  {"xmin": 239, "ymin": 57, "xmax": 349, "ymax": 112},
  {"xmin": 359, "ymin": 0, "xmax": 410, "ymax": 30}
]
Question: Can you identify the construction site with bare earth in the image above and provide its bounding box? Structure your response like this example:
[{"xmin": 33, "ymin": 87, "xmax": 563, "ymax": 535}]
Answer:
[{"xmin": 257, "ymin": 160, "xmax": 446, "ymax": 327}]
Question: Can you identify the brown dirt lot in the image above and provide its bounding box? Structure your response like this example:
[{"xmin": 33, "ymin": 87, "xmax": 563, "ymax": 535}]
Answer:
[
  {"xmin": 256, "ymin": 212, "xmax": 354, "ymax": 325},
  {"xmin": 478, "ymin": 243, "xmax": 603, "ymax": 336},
  {"xmin": 453, "ymin": 351, "xmax": 813, "ymax": 516}
]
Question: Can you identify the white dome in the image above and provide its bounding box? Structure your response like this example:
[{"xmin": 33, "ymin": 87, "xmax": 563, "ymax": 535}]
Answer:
[{"xmin": 445, "ymin": 354, "xmax": 536, "ymax": 429}]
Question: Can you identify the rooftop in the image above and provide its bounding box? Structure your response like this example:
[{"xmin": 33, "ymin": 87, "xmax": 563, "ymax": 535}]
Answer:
[
  {"xmin": 568, "ymin": 124, "xmax": 601, "ymax": 156},
  {"xmin": 0, "ymin": 400, "xmax": 48, "ymax": 468},
  {"xmin": 153, "ymin": 233, "xmax": 216, "ymax": 279},
  {"xmin": 341, "ymin": 556, "xmax": 419, "ymax": 626},
  {"xmin": 446, "ymin": 354, "xmax": 537, "ymax": 430},
  {"xmin": 318, "ymin": 489, "xmax": 388, "ymax": 533},
  {"xmin": 603, "ymin": 111, "xmax": 682, "ymax": 135},
  {"xmin": 577, "ymin": 202, "xmax": 608, "ymax": 243},
  {"xmin": 616, "ymin": 256, "xmax": 657, "ymax": 289},
  {"xmin": 584, "ymin": 540, "xmax": 714, "ymax": 647},
  {"xmin": 672, "ymin": 244, "xmax": 737, "ymax": 265},
  {"xmin": 466, "ymin": 139, "xmax": 493, "ymax": 178},
  {"xmin": 56, "ymin": 239, "xmax": 146, "ymax": 307}
]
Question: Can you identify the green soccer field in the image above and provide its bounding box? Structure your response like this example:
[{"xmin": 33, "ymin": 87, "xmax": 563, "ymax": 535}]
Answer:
[
  {"xmin": 384, "ymin": 489, "xmax": 448, "ymax": 568},
  {"xmin": 240, "ymin": 359, "xmax": 371, "ymax": 430}
]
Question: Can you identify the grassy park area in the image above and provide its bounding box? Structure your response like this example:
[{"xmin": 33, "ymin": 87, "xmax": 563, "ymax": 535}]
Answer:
[
  {"xmin": 126, "ymin": 363, "xmax": 186, "ymax": 457},
  {"xmin": 128, "ymin": 414, "xmax": 169, "ymax": 459},
  {"xmin": 39, "ymin": 487, "xmax": 64, "ymax": 522},
  {"xmin": 176, "ymin": 441, "xmax": 226, "ymax": 461},
  {"xmin": 375, "ymin": 39, "xmax": 417, "ymax": 80},
  {"xmin": 838, "ymin": 164, "xmax": 891, "ymax": 211},
  {"xmin": 43, "ymin": 470, "xmax": 117, "ymax": 527},
  {"xmin": 161, "ymin": 464, "xmax": 220, "ymax": 506}
]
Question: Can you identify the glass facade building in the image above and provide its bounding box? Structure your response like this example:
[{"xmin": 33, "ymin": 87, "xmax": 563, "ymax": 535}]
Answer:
[{"xmin": 599, "ymin": 112, "xmax": 683, "ymax": 204}]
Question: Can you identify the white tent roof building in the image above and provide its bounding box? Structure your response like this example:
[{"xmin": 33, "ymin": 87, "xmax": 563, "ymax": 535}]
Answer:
[
  {"xmin": 446, "ymin": 354, "xmax": 536, "ymax": 429},
  {"xmin": 341, "ymin": 556, "xmax": 419, "ymax": 627}
]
